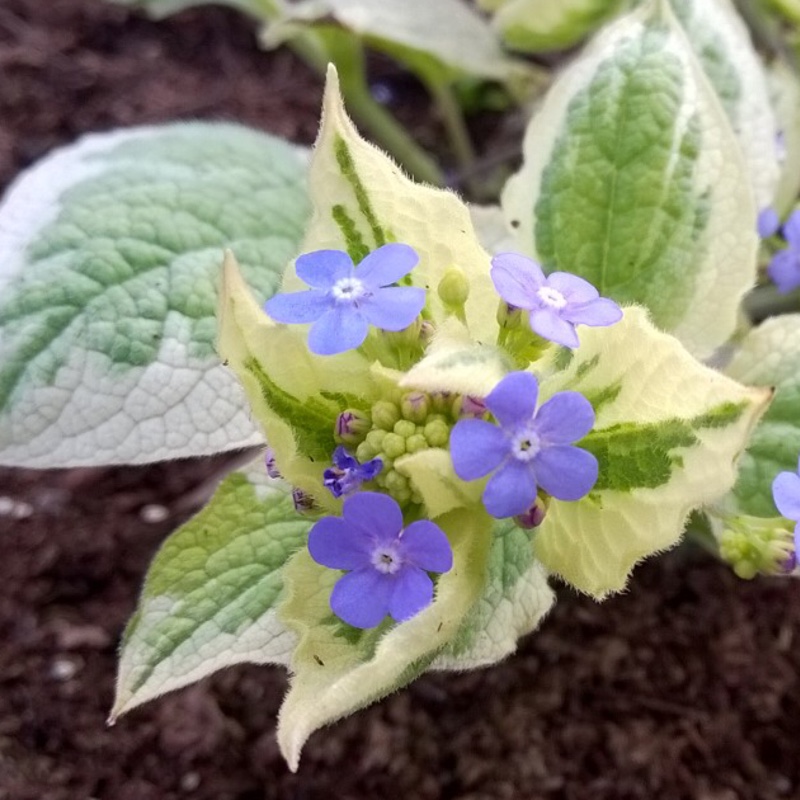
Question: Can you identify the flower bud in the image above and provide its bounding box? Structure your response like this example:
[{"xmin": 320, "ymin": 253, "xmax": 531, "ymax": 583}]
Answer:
[
  {"xmin": 335, "ymin": 409, "xmax": 371, "ymax": 444},
  {"xmin": 430, "ymin": 393, "xmax": 453, "ymax": 414},
  {"xmin": 393, "ymin": 419, "xmax": 416, "ymax": 439},
  {"xmin": 406, "ymin": 433, "xmax": 429, "ymax": 454},
  {"xmin": 264, "ymin": 447, "xmax": 282, "ymax": 479},
  {"xmin": 400, "ymin": 391, "xmax": 430, "ymax": 424},
  {"xmin": 382, "ymin": 432, "xmax": 407, "ymax": 459},
  {"xmin": 292, "ymin": 488, "xmax": 315, "ymax": 513},
  {"xmin": 371, "ymin": 400, "xmax": 400, "ymax": 431},
  {"xmin": 437, "ymin": 268, "xmax": 470, "ymax": 308},
  {"xmin": 514, "ymin": 497, "xmax": 549, "ymax": 529},
  {"xmin": 719, "ymin": 515, "xmax": 795, "ymax": 579},
  {"xmin": 424, "ymin": 418, "xmax": 450, "ymax": 448},
  {"xmin": 452, "ymin": 394, "xmax": 487, "ymax": 419},
  {"xmin": 497, "ymin": 300, "xmax": 523, "ymax": 329}
]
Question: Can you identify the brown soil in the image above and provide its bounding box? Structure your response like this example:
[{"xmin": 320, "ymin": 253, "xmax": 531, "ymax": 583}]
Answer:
[{"xmin": 2, "ymin": 1, "xmax": 800, "ymax": 798}]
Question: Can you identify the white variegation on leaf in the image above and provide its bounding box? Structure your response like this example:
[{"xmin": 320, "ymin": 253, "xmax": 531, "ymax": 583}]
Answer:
[
  {"xmin": 768, "ymin": 59, "xmax": 800, "ymax": 215},
  {"xmin": 724, "ymin": 315, "xmax": 800, "ymax": 518},
  {"xmin": 281, "ymin": 65, "xmax": 501, "ymax": 342},
  {"xmin": 112, "ymin": 460, "xmax": 310, "ymax": 721},
  {"xmin": 501, "ymin": 0, "xmax": 757, "ymax": 359},
  {"xmin": 534, "ymin": 308, "xmax": 771, "ymax": 597},
  {"xmin": 434, "ymin": 521, "xmax": 556, "ymax": 670},
  {"xmin": 468, "ymin": 204, "xmax": 518, "ymax": 255},
  {"xmin": 277, "ymin": 506, "xmax": 493, "ymax": 770},
  {"xmin": 0, "ymin": 123, "xmax": 309, "ymax": 467},
  {"xmin": 668, "ymin": 0, "xmax": 780, "ymax": 208}
]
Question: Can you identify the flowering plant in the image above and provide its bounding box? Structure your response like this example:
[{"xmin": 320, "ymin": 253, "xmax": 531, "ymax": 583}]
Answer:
[{"xmin": 1, "ymin": 0, "xmax": 800, "ymax": 772}]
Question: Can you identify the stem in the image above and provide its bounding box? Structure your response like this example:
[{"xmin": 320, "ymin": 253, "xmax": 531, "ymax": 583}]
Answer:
[
  {"xmin": 426, "ymin": 80, "xmax": 477, "ymax": 183},
  {"xmin": 743, "ymin": 283, "xmax": 800, "ymax": 322}
]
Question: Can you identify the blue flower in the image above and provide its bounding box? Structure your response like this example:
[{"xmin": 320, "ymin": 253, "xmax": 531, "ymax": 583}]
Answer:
[
  {"xmin": 323, "ymin": 446, "xmax": 383, "ymax": 498},
  {"xmin": 308, "ymin": 492, "xmax": 453, "ymax": 629},
  {"xmin": 450, "ymin": 372, "xmax": 598, "ymax": 518},
  {"xmin": 772, "ymin": 456, "xmax": 800, "ymax": 556},
  {"xmin": 491, "ymin": 253, "xmax": 622, "ymax": 348},
  {"xmin": 768, "ymin": 210, "xmax": 800, "ymax": 294},
  {"xmin": 757, "ymin": 207, "xmax": 780, "ymax": 238},
  {"xmin": 264, "ymin": 244, "xmax": 426, "ymax": 355}
]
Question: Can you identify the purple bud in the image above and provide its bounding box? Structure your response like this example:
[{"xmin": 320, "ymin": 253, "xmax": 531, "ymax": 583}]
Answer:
[
  {"xmin": 400, "ymin": 391, "xmax": 430, "ymax": 424},
  {"xmin": 335, "ymin": 409, "xmax": 371, "ymax": 444},
  {"xmin": 780, "ymin": 551, "xmax": 797, "ymax": 574},
  {"xmin": 264, "ymin": 447, "xmax": 282, "ymax": 479},
  {"xmin": 456, "ymin": 395, "xmax": 488, "ymax": 419},
  {"xmin": 292, "ymin": 488, "xmax": 315, "ymax": 513},
  {"xmin": 513, "ymin": 498, "xmax": 548, "ymax": 529}
]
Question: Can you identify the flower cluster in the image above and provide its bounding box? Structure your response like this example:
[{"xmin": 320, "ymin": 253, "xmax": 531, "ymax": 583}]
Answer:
[
  {"xmin": 760, "ymin": 208, "xmax": 800, "ymax": 294},
  {"xmin": 264, "ymin": 244, "xmax": 621, "ymax": 628}
]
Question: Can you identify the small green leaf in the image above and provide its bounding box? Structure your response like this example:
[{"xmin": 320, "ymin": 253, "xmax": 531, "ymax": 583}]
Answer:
[
  {"xmin": 112, "ymin": 461, "xmax": 310, "ymax": 720},
  {"xmin": 725, "ymin": 315, "xmax": 800, "ymax": 517},
  {"xmin": 434, "ymin": 520, "xmax": 555, "ymax": 670},
  {"xmin": 0, "ymin": 123, "xmax": 309, "ymax": 467},
  {"xmin": 535, "ymin": 307, "xmax": 771, "ymax": 597},
  {"xmin": 502, "ymin": 0, "xmax": 757, "ymax": 358}
]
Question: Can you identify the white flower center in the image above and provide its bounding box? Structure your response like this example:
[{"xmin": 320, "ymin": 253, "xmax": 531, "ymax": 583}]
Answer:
[
  {"xmin": 510, "ymin": 425, "xmax": 541, "ymax": 462},
  {"xmin": 331, "ymin": 277, "xmax": 367, "ymax": 303},
  {"xmin": 536, "ymin": 285, "xmax": 567, "ymax": 310},
  {"xmin": 371, "ymin": 544, "xmax": 403, "ymax": 574}
]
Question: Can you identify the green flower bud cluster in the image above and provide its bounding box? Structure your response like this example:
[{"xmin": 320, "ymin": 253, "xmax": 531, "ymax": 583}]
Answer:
[
  {"xmin": 352, "ymin": 391, "xmax": 457, "ymax": 506},
  {"xmin": 719, "ymin": 515, "xmax": 795, "ymax": 580}
]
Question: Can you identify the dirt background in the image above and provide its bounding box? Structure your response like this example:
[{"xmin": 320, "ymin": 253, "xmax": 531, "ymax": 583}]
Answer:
[{"xmin": 2, "ymin": 1, "xmax": 800, "ymax": 798}]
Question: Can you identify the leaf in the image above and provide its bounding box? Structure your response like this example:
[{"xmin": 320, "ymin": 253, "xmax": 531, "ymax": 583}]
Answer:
[
  {"xmin": 469, "ymin": 204, "xmax": 517, "ymax": 255},
  {"xmin": 281, "ymin": 65, "xmax": 501, "ymax": 342},
  {"xmin": 262, "ymin": 0, "xmax": 530, "ymax": 89},
  {"xmin": 534, "ymin": 307, "xmax": 771, "ymax": 598},
  {"xmin": 668, "ymin": 0, "xmax": 780, "ymax": 208},
  {"xmin": 491, "ymin": 0, "xmax": 625, "ymax": 53},
  {"xmin": 218, "ymin": 253, "xmax": 378, "ymax": 511},
  {"xmin": 111, "ymin": 460, "xmax": 310, "ymax": 720},
  {"xmin": 0, "ymin": 123, "xmax": 309, "ymax": 467},
  {"xmin": 725, "ymin": 315, "xmax": 800, "ymax": 518},
  {"xmin": 276, "ymin": 506, "xmax": 493, "ymax": 770},
  {"xmin": 768, "ymin": 58, "xmax": 800, "ymax": 215},
  {"xmin": 501, "ymin": 0, "xmax": 757, "ymax": 359},
  {"xmin": 433, "ymin": 520, "xmax": 556, "ymax": 670}
]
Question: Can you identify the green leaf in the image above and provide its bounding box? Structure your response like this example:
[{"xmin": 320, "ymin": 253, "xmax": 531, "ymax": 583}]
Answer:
[
  {"xmin": 276, "ymin": 507, "xmax": 493, "ymax": 770},
  {"xmin": 668, "ymin": 0, "xmax": 779, "ymax": 208},
  {"xmin": 262, "ymin": 0, "xmax": 531, "ymax": 89},
  {"xmin": 725, "ymin": 315, "xmax": 800, "ymax": 517},
  {"xmin": 111, "ymin": 460, "xmax": 310, "ymax": 720},
  {"xmin": 501, "ymin": 0, "xmax": 757, "ymax": 358},
  {"xmin": 534, "ymin": 307, "xmax": 771, "ymax": 597},
  {"xmin": 434, "ymin": 520, "xmax": 555, "ymax": 670},
  {"xmin": 0, "ymin": 123, "xmax": 309, "ymax": 467},
  {"xmin": 492, "ymin": 0, "xmax": 625, "ymax": 53}
]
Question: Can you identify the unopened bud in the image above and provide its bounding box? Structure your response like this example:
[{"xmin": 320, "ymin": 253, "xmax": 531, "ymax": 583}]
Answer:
[
  {"xmin": 382, "ymin": 432, "xmax": 407, "ymax": 459},
  {"xmin": 719, "ymin": 515, "xmax": 795, "ymax": 579},
  {"xmin": 292, "ymin": 488, "xmax": 315, "ymax": 513},
  {"xmin": 371, "ymin": 400, "xmax": 400, "ymax": 431},
  {"xmin": 437, "ymin": 268, "xmax": 470, "ymax": 308},
  {"xmin": 335, "ymin": 409, "xmax": 371, "ymax": 444},
  {"xmin": 264, "ymin": 447, "xmax": 282, "ymax": 479},
  {"xmin": 424, "ymin": 419, "xmax": 450, "ymax": 448},
  {"xmin": 401, "ymin": 391, "xmax": 430, "ymax": 424},
  {"xmin": 514, "ymin": 497, "xmax": 549, "ymax": 529},
  {"xmin": 452, "ymin": 394, "xmax": 487, "ymax": 419}
]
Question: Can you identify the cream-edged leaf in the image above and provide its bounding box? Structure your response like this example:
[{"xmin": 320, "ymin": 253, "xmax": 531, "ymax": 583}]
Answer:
[
  {"xmin": 535, "ymin": 308, "xmax": 771, "ymax": 597},
  {"xmin": 501, "ymin": 0, "xmax": 757, "ymax": 358},
  {"xmin": 276, "ymin": 506, "xmax": 493, "ymax": 770},
  {"xmin": 0, "ymin": 123, "xmax": 309, "ymax": 467},
  {"xmin": 112, "ymin": 460, "xmax": 309, "ymax": 720}
]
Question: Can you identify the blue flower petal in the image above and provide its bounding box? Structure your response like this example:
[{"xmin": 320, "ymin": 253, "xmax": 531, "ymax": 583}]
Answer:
[
  {"xmin": 534, "ymin": 445, "xmax": 598, "ymax": 501},
  {"xmin": 482, "ymin": 460, "xmax": 538, "ymax": 518},
  {"xmin": 295, "ymin": 249, "xmax": 354, "ymax": 289},
  {"xmin": 264, "ymin": 289, "xmax": 330, "ymax": 324},
  {"xmin": 528, "ymin": 308, "xmax": 580, "ymax": 348},
  {"xmin": 388, "ymin": 567, "xmax": 434, "ymax": 623},
  {"xmin": 783, "ymin": 209, "xmax": 800, "ymax": 247},
  {"xmin": 491, "ymin": 253, "xmax": 545, "ymax": 309},
  {"xmin": 768, "ymin": 249, "xmax": 800, "ymax": 294},
  {"xmin": 450, "ymin": 419, "xmax": 508, "ymax": 480},
  {"xmin": 355, "ymin": 243, "xmax": 419, "ymax": 287},
  {"xmin": 342, "ymin": 492, "xmax": 404, "ymax": 544},
  {"xmin": 308, "ymin": 306, "xmax": 370, "ymax": 354},
  {"xmin": 330, "ymin": 568, "xmax": 393, "ymax": 628},
  {"xmin": 535, "ymin": 392, "xmax": 595, "ymax": 444},
  {"xmin": 562, "ymin": 297, "xmax": 623, "ymax": 327},
  {"xmin": 485, "ymin": 371, "xmax": 539, "ymax": 428},
  {"xmin": 400, "ymin": 520, "xmax": 453, "ymax": 572},
  {"xmin": 757, "ymin": 207, "xmax": 780, "ymax": 238},
  {"xmin": 308, "ymin": 517, "xmax": 374, "ymax": 570},
  {"xmin": 546, "ymin": 272, "xmax": 599, "ymax": 304},
  {"xmin": 360, "ymin": 286, "xmax": 426, "ymax": 331},
  {"xmin": 772, "ymin": 470, "xmax": 800, "ymax": 521}
]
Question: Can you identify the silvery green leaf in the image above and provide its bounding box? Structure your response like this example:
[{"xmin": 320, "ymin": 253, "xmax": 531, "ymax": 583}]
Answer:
[
  {"xmin": 501, "ymin": 0, "xmax": 757, "ymax": 359},
  {"xmin": 768, "ymin": 59, "xmax": 800, "ymax": 215},
  {"xmin": 112, "ymin": 460, "xmax": 309, "ymax": 720},
  {"xmin": 0, "ymin": 123, "xmax": 309, "ymax": 467},
  {"xmin": 105, "ymin": 0, "xmax": 278, "ymax": 18}
]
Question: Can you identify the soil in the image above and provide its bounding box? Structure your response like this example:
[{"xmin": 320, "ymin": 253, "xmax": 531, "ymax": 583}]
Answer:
[{"xmin": 1, "ymin": 1, "xmax": 800, "ymax": 798}]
